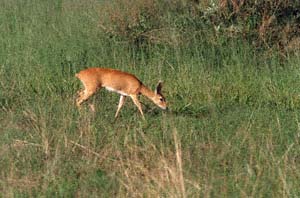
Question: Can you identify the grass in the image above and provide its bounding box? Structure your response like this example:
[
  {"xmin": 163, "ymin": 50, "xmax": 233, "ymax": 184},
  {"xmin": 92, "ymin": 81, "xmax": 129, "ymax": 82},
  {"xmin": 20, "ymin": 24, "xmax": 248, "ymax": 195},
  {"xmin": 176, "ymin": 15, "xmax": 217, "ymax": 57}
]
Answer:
[{"xmin": 1, "ymin": 0, "xmax": 300, "ymax": 197}]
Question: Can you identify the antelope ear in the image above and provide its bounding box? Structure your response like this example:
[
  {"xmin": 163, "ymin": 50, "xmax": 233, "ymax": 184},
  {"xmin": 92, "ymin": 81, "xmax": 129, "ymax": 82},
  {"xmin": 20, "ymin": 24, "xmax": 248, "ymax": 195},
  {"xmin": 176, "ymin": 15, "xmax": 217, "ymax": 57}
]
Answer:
[{"xmin": 155, "ymin": 81, "xmax": 163, "ymax": 94}]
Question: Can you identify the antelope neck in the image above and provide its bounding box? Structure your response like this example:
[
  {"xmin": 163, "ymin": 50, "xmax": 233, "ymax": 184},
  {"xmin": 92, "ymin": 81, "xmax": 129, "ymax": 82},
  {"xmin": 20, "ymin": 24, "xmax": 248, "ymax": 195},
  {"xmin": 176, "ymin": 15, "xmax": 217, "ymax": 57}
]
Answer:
[{"xmin": 140, "ymin": 84, "xmax": 156, "ymax": 99}]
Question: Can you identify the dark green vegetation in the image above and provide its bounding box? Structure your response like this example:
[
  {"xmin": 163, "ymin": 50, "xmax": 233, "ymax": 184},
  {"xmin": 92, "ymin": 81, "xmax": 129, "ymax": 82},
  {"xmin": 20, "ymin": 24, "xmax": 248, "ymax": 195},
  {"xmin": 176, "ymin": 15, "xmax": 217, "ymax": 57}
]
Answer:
[{"xmin": 1, "ymin": 0, "xmax": 300, "ymax": 197}]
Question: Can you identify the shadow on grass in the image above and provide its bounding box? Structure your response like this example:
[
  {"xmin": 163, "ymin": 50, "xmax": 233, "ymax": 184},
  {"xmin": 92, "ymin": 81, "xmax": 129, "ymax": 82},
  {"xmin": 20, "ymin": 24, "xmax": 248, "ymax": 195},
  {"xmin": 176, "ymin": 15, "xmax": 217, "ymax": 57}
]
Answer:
[{"xmin": 145, "ymin": 105, "xmax": 214, "ymax": 119}]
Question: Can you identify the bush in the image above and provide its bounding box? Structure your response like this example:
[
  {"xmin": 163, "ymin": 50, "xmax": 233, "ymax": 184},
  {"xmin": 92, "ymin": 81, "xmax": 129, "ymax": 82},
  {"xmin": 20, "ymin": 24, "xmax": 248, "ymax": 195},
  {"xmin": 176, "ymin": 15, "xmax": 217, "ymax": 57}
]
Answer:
[
  {"xmin": 98, "ymin": 0, "xmax": 300, "ymax": 55},
  {"xmin": 212, "ymin": 0, "xmax": 300, "ymax": 53},
  {"xmin": 98, "ymin": 0, "xmax": 163, "ymax": 47}
]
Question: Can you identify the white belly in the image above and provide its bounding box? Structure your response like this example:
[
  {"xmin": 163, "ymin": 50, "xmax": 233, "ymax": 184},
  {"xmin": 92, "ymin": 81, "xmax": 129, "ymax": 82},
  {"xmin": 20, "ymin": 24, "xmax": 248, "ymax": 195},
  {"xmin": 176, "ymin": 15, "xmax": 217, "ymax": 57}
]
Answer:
[{"xmin": 105, "ymin": 86, "xmax": 128, "ymax": 96}]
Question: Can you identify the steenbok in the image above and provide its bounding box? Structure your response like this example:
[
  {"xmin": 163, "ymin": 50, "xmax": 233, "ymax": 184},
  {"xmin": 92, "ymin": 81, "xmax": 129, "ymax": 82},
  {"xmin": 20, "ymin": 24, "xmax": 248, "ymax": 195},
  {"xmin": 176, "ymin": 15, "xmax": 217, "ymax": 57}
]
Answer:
[{"xmin": 75, "ymin": 67, "xmax": 167, "ymax": 119}]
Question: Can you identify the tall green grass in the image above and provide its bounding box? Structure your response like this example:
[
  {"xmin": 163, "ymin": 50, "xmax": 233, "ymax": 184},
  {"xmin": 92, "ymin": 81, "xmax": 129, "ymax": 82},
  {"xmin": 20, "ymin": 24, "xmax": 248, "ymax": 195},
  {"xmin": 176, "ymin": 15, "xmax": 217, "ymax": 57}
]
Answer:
[{"xmin": 1, "ymin": 0, "xmax": 300, "ymax": 197}]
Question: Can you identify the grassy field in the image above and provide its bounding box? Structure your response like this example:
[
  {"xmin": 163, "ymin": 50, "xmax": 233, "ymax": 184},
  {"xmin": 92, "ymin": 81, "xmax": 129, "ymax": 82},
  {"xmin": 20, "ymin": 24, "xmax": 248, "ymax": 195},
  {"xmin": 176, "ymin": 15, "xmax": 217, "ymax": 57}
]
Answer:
[{"xmin": 1, "ymin": 0, "xmax": 300, "ymax": 197}]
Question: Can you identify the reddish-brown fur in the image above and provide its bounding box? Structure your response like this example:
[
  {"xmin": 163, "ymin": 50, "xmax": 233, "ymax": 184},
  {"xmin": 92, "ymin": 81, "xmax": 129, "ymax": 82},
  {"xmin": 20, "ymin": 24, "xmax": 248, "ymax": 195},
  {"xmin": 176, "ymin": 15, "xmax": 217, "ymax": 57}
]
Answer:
[{"xmin": 75, "ymin": 67, "xmax": 167, "ymax": 119}]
